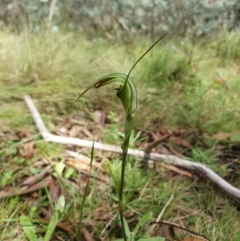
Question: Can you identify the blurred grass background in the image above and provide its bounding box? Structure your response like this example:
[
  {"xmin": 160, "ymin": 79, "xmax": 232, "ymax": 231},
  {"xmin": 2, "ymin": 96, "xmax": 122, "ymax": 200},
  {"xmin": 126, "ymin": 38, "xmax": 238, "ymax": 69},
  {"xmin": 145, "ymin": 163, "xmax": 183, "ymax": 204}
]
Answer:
[{"xmin": 1, "ymin": 1, "xmax": 240, "ymax": 240}]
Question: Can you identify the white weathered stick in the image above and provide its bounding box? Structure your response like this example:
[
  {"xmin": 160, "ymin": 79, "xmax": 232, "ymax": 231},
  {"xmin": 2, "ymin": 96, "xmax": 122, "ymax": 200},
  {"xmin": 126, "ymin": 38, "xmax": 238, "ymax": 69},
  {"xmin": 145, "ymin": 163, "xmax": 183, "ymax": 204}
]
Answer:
[{"xmin": 23, "ymin": 95, "xmax": 240, "ymax": 200}]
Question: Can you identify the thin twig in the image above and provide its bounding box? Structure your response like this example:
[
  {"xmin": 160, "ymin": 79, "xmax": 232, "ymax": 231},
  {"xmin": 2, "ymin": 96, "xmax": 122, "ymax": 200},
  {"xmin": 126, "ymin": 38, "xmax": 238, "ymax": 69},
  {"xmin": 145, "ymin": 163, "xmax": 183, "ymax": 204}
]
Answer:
[
  {"xmin": 156, "ymin": 220, "xmax": 209, "ymax": 241},
  {"xmin": 149, "ymin": 194, "xmax": 174, "ymax": 235},
  {"xmin": 23, "ymin": 95, "xmax": 240, "ymax": 201},
  {"xmin": 101, "ymin": 213, "xmax": 118, "ymax": 240},
  {"xmin": 156, "ymin": 195, "xmax": 174, "ymax": 223}
]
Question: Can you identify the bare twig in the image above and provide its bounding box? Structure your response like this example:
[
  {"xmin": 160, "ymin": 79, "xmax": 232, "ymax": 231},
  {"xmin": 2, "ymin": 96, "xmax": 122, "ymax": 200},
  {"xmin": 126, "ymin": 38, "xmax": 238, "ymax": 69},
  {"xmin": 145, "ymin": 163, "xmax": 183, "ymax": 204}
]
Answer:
[
  {"xmin": 144, "ymin": 133, "xmax": 172, "ymax": 153},
  {"xmin": 156, "ymin": 220, "xmax": 209, "ymax": 241},
  {"xmin": 23, "ymin": 95, "xmax": 240, "ymax": 201},
  {"xmin": 149, "ymin": 194, "xmax": 174, "ymax": 235},
  {"xmin": 156, "ymin": 195, "xmax": 174, "ymax": 223},
  {"xmin": 140, "ymin": 133, "xmax": 172, "ymax": 168},
  {"xmin": 101, "ymin": 213, "xmax": 118, "ymax": 239}
]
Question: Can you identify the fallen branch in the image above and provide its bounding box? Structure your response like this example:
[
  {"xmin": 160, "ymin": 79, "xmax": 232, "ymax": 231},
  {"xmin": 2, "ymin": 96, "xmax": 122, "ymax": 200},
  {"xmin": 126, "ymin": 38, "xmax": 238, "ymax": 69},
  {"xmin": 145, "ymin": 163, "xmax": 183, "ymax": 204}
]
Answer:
[{"xmin": 23, "ymin": 95, "xmax": 240, "ymax": 201}]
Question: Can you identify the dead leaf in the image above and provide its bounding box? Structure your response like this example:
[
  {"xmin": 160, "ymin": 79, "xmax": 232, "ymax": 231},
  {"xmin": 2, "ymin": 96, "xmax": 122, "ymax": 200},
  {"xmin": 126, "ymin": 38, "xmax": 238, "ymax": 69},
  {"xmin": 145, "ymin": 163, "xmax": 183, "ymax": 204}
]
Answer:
[
  {"xmin": 93, "ymin": 109, "xmax": 106, "ymax": 125},
  {"xmin": 164, "ymin": 143, "xmax": 183, "ymax": 157},
  {"xmin": 68, "ymin": 125, "xmax": 82, "ymax": 137},
  {"xmin": 20, "ymin": 141, "xmax": 35, "ymax": 159},
  {"xmin": 160, "ymin": 163, "xmax": 193, "ymax": 178},
  {"xmin": 152, "ymin": 223, "xmax": 171, "ymax": 239},
  {"xmin": 49, "ymin": 180, "xmax": 61, "ymax": 205},
  {"xmin": 170, "ymin": 136, "xmax": 192, "ymax": 148},
  {"xmin": 15, "ymin": 129, "xmax": 32, "ymax": 139},
  {"xmin": 150, "ymin": 131, "xmax": 168, "ymax": 142},
  {"xmin": 174, "ymin": 81, "xmax": 183, "ymax": 93},
  {"xmin": 20, "ymin": 165, "xmax": 51, "ymax": 186},
  {"xmin": 65, "ymin": 151, "xmax": 103, "ymax": 170},
  {"xmin": 211, "ymin": 132, "xmax": 240, "ymax": 141},
  {"xmin": 71, "ymin": 118, "xmax": 86, "ymax": 126},
  {"xmin": 81, "ymin": 128, "xmax": 94, "ymax": 139},
  {"xmin": 0, "ymin": 176, "xmax": 52, "ymax": 199},
  {"xmin": 20, "ymin": 176, "xmax": 52, "ymax": 196},
  {"xmin": 81, "ymin": 227, "xmax": 95, "ymax": 241},
  {"xmin": 66, "ymin": 158, "xmax": 91, "ymax": 172}
]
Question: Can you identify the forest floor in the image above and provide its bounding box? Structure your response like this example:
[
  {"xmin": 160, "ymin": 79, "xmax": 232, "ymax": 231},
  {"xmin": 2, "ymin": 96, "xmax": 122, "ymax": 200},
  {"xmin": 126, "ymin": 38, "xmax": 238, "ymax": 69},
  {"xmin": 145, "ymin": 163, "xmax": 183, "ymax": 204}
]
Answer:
[{"xmin": 0, "ymin": 29, "xmax": 240, "ymax": 241}]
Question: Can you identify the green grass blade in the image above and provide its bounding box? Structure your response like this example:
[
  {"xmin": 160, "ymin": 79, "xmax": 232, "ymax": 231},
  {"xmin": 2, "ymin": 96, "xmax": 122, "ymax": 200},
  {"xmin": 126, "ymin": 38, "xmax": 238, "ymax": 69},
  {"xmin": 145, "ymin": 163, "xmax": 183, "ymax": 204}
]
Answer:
[
  {"xmin": 126, "ymin": 32, "xmax": 169, "ymax": 80},
  {"xmin": 43, "ymin": 211, "xmax": 59, "ymax": 241},
  {"xmin": 133, "ymin": 212, "xmax": 152, "ymax": 236},
  {"xmin": 233, "ymin": 232, "xmax": 240, "ymax": 241},
  {"xmin": 78, "ymin": 140, "xmax": 95, "ymax": 239},
  {"xmin": 123, "ymin": 217, "xmax": 131, "ymax": 238},
  {"xmin": 108, "ymin": 165, "xmax": 120, "ymax": 198},
  {"xmin": 20, "ymin": 215, "xmax": 38, "ymax": 241}
]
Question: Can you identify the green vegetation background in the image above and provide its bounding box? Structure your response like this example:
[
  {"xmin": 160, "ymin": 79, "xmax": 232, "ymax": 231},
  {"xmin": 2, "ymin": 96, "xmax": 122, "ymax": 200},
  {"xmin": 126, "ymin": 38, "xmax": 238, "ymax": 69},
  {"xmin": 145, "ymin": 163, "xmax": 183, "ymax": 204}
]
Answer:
[{"xmin": 1, "ymin": 1, "xmax": 240, "ymax": 241}]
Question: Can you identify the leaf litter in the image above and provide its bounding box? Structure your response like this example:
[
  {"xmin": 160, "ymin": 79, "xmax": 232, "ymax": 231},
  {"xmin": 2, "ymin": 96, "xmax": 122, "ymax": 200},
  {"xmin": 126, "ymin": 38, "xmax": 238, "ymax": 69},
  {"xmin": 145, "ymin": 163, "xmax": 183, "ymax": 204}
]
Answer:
[{"xmin": 1, "ymin": 101, "xmax": 240, "ymax": 240}]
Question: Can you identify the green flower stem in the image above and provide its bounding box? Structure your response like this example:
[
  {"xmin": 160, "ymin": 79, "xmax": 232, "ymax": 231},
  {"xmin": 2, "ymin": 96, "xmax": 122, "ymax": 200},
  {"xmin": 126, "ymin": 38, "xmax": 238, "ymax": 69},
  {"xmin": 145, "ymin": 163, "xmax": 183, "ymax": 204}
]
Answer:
[
  {"xmin": 119, "ymin": 114, "xmax": 132, "ymax": 241},
  {"xmin": 73, "ymin": 33, "xmax": 168, "ymax": 241}
]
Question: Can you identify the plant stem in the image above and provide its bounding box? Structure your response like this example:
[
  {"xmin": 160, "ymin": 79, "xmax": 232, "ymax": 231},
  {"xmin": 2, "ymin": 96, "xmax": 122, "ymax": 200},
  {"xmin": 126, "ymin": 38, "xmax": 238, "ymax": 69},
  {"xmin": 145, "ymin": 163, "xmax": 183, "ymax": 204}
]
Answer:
[{"xmin": 119, "ymin": 114, "xmax": 132, "ymax": 241}]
